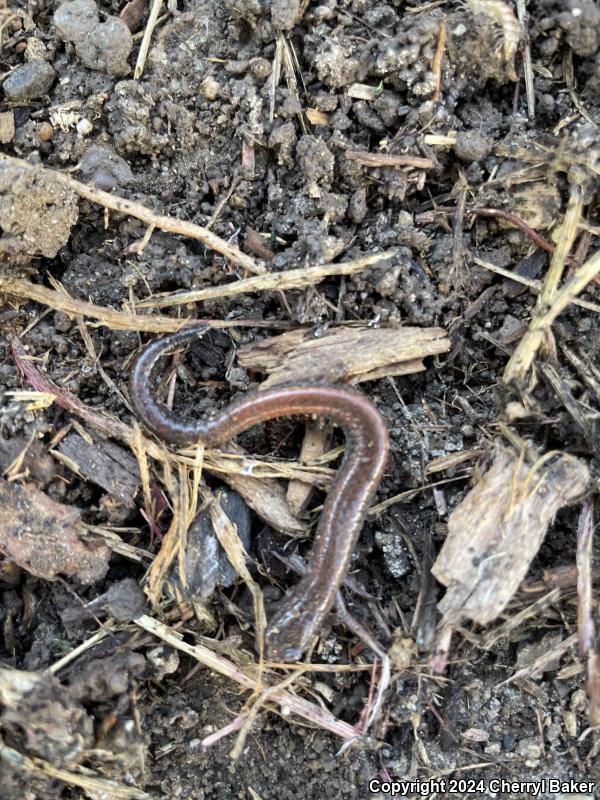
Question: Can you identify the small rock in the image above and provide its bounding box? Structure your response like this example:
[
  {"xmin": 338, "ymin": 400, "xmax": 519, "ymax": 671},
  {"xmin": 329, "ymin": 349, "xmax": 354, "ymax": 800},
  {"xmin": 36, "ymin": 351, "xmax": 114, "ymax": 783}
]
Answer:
[
  {"xmin": 37, "ymin": 121, "xmax": 54, "ymax": 141},
  {"xmin": 462, "ymin": 727, "xmax": 488, "ymax": 742},
  {"xmin": 79, "ymin": 144, "xmax": 134, "ymax": 188},
  {"xmin": 25, "ymin": 37, "xmax": 49, "ymax": 63},
  {"xmin": 249, "ymin": 57, "xmax": 271, "ymax": 81},
  {"xmin": 3, "ymin": 62, "xmax": 55, "ymax": 102},
  {"xmin": 496, "ymin": 313, "xmax": 523, "ymax": 341},
  {"xmin": 76, "ymin": 118, "xmax": 93, "ymax": 136},
  {"xmin": 563, "ymin": 709, "xmax": 577, "ymax": 737},
  {"xmin": 518, "ymin": 736, "xmax": 542, "ymax": 765},
  {"xmin": 104, "ymin": 578, "xmax": 146, "ymax": 621},
  {"xmin": 484, "ymin": 742, "xmax": 501, "ymax": 755},
  {"xmin": 200, "ymin": 76, "xmax": 220, "ymax": 101},
  {"xmin": 501, "ymin": 731, "xmax": 516, "ymax": 750},
  {"xmin": 147, "ymin": 646, "xmax": 180, "ymax": 677}
]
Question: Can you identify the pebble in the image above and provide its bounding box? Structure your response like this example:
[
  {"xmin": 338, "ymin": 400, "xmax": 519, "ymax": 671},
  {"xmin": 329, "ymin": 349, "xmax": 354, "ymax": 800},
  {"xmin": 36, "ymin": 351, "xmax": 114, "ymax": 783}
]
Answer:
[
  {"xmin": 3, "ymin": 62, "xmax": 56, "ymax": 102},
  {"xmin": 200, "ymin": 77, "xmax": 220, "ymax": 101},
  {"xmin": 517, "ymin": 736, "xmax": 542, "ymax": 765},
  {"xmin": 249, "ymin": 57, "xmax": 271, "ymax": 81},
  {"xmin": 76, "ymin": 118, "xmax": 93, "ymax": 136},
  {"xmin": 37, "ymin": 122, "xmax": 54, "ymax": 141},
  {"xmin": 147, "ymin": 646, "xmax": 180, "ymax": 677},
  {"xmin": 79, "ymin": 144, "xmax": 134, "ymax": 189}
]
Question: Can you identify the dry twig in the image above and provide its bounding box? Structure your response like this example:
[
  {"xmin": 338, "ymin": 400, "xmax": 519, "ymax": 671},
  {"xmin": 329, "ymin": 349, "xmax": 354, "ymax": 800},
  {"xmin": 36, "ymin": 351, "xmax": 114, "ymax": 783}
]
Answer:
[
  {"xmin": 134, "ymin": 0, "xmax": 163, "ymax": 79},
  {"xmin": 135, "ymin": 614, "xmax": 361, "ymax": 742},
  {"xmin": 0, "ymin": 153, "xmax": 265, "ymax": 274},
  {"xmin": 133, "ymin": 250, "xmax": 398, "ymax": 309}
]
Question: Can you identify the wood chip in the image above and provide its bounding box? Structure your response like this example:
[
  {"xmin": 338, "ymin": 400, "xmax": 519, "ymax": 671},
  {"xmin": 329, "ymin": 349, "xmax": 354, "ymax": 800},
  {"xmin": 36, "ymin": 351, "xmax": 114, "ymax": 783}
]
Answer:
[
  {"xmin": 286, "ymin": 421, "xmax": 330, "ymax": 516},
  {"xmin": 0, "ymin": 112, "xmax": 15, "ymax": 145},
  {"xmin": 432, "ymin": 446, "xmax": 590, "ymax": 626},
  {"xmin": 347, "ymin": 84, "xmax": 381, "ymax": 101},
  {"xmin": 119, "ymin": 0, "xmax": 147, "ymax": 31},
  {"xmin": 237, "ymin": 325, "xmax": 451, "ymax": 388},
  {"xmin": 216, "ymin": 443, "xmax": 306, "ymax": 535},
  {"xmin": 57, "ymin": 433, "xmax": 141, "ymax": 507},
  {"xmin": 345, "ymin": 150, "xmax": 434, "ymax": 170},
  {"xmin": 306, "ymin": 108, "xmax": 330, "ymax": 126},
  {"xmin": 0, "ymin": 482, "xmax": 110, "ymax": 584}
]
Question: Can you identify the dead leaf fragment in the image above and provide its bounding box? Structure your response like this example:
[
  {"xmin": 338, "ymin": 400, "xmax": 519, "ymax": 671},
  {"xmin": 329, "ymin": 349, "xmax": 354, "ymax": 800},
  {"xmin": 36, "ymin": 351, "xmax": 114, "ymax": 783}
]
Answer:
[
  {"xmin": 0, "ymin": 481, "xmax": 110, "ymax": 584},
  {"xmin": 432, "ymin": 446, "xmax": 590, "ymax": 626}
]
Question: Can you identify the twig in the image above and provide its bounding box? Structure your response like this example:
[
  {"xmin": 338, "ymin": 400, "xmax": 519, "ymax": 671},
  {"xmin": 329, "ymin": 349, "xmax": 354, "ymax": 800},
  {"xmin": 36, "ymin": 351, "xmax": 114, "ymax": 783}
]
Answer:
[
  {"xmin": 134, "ymin": 614, "xmax": 360, "ymax": 741},
  {"xmin": 577, "ymin": 503, "xmax": 595, "ymax": 658},
  {"xmin": 541, "ymin": 184, "xmax": 583, "ymax": 302},
  {"xmin": 516, "ymin": 0, "xmax": 535, "ymax": 119},
  {"xmin": 431, "ymin": 17, "xmax": 446, "ymax": 103},
  {"xmin": 450, "ymin": 177, "xmax": 467, "ymax": 286},
  {"xmin": 345, "ymin": 150, "xmax": 434, "ymax": 170},
  {"xmin": 47, "ymin": 624, "xmax": 115, "ymax": 674},
  {"xmin": 133, "ymin": 250, "xmax": 398, "ymax": 309},
  {"xmin": 504, "ymin": 183, "xmax": 585, "ymax": 383},
  {"xmin": 0, "ymin": 277, "xmax": 291, "ymax": 331},
  {"xmin": 574, "ymin": 503, "xmax": 600, "ymax": 725},
  {"xmin": 416, "ymin": 206, "xmax": 572, "ymax": 262},
  {"xmin": 201, "ymin": 714, "xmax": 249, "ymax": 748},
  {"xmin": 533, "ymin": 246, "xmax": 600, "ymax": 327},
  {"xmin": 0, "ymin": 153, "xmax": 265, "ymax": 275},
  {"xmin": 134, "ymin": 0, "xmax": 163, "ymax": 79},
  {"xmin": 496, "ymin": 632, "xmax": 578, "ymax": 687},
  {"xmin": 472, "ymin": 257, "xmax": 600, "ymax": 314}
]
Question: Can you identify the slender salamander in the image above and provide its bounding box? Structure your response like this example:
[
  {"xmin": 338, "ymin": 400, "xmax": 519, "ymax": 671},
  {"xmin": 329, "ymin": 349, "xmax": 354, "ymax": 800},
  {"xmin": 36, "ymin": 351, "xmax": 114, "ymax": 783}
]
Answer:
[{"xmin": 129, "ymin": 325, "xmax": 389, "ymax": 661}]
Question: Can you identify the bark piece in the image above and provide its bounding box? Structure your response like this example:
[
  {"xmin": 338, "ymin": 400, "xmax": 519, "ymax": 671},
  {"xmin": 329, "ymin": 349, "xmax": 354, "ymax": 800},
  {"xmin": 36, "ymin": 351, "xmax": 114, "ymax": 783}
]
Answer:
[
  {"xmin": 237, "ymin": 325, "xmax": 451, "ymax": 387},
  {"xmin": 58, "ymin": 432, "xmax": 140, "ymax": 507},
  {"xmin": 286, "ymin": 421, "xmax": 330, "ymax": 517},
  {"xmin": 432, "ymin": 446, "xmax": 590, "ymax": 626},
  {"xmin": 0, "ymin": 481, "xmax": 110, "ymax": 584},
  {"xmin": 219, "ymin": 442, "xmax": 306, "ymax": 535}
]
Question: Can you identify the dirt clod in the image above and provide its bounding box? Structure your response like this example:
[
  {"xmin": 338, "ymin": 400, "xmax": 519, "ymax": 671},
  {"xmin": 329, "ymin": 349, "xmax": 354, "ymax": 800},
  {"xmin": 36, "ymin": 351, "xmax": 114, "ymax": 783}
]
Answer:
[
  {"xmin": 54, "ymin": 0, "xmax": 133, "ymax": 76},
  {"xmin": 0, "ymin": 164, "xmax": 78, "ymax": 258}
]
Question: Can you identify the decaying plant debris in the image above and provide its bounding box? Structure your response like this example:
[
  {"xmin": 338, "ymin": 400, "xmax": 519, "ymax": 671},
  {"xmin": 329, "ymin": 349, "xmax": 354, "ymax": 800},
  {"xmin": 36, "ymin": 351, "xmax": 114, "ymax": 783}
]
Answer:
[
  {"xmin": 432, "ymin": 444, "xmax": 590, "ymax": 628},
  {"xmin": 3, "ymin": 0, "xmax": 600, "ymax": 795}
]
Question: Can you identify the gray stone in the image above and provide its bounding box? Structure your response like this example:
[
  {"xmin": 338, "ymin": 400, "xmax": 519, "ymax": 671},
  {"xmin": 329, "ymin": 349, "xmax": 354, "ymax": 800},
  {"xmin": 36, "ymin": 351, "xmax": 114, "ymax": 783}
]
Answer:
[{"xmin": 3, "ymin": 62, "xmax": 55, "ymax": 102}]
